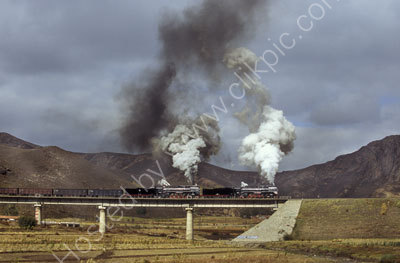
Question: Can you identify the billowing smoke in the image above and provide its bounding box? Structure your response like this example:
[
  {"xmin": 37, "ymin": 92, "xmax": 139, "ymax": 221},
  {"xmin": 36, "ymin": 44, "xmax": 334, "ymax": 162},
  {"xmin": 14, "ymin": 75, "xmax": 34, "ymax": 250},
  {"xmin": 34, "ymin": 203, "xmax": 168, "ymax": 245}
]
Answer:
[
  {"xmin": 239, "ymin": 106, "xmax": 296, "ymax": 183},
  {"xmin": 157, "ymin": 118, "xmax": 220, "ymax": 183},
  {"xmin": 119, "ymin": 0, "xmax": 268, "ymax": 182},
  {"xmin": 224, "ymin": 48, "xmax": 270, "ymax": 131},
  {"xmin": 120, "ymin": 65, "xmax": 177, "ymax": 151},
  {"xmin": 119, "ymin": 0, "xmax": 267, "ymax": 152},
  {"xmin": 224, "ymin": 48, "xmax": 296, "ymax": 184}
]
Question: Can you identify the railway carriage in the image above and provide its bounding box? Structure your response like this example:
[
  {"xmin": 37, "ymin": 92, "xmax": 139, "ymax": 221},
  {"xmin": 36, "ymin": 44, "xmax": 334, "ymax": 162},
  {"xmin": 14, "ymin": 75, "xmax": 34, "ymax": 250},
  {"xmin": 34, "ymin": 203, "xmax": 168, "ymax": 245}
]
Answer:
[
  {"xmin": 0, "ymin": 188, "xmax": 18, "ymax": 195},
  {"xmin": 19, "ymin": 188, "xmax": 52, "ymax": 196},
  {"xmin": 53, "ymin": 189, "xmax": 88, "ymax": 197},
  {"xmin": 88, "ymin": 189, "xmax": 123, "ymax": 197}
]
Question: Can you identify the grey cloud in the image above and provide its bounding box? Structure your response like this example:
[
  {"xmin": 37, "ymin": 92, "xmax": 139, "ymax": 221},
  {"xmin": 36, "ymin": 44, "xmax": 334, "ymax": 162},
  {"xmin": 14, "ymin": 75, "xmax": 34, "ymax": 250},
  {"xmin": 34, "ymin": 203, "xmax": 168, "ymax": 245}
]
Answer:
[
  {"xmin": 257, "ymin": 0, "xmax": 400, "ymax": 122},
  {"xmin": 309, "ymin": 94, "xmax": 381, "ymax": 126},
  {"xmin": 0, "ymin": 0, "xmax": 399, "ymax": 174},
  {"xmin": 0, "ymin": 0, "xmax": 161, "ymax": 75}
]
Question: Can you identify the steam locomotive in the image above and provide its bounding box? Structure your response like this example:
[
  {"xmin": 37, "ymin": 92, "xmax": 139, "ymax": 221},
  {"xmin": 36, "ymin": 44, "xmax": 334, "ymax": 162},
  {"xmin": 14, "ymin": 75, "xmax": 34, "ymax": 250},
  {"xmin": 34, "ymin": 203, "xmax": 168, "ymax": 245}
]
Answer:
[{"xmin": 0, "ymin": 185, "xmax": 278, "ymax": 198}]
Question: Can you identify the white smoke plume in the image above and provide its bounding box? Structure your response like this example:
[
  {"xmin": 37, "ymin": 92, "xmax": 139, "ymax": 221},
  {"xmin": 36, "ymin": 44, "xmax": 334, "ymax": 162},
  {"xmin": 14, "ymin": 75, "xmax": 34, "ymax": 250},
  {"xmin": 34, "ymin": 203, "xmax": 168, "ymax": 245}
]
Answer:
[
  {"xmin": 239, "ymin": 106, "xmax": 296, "ymax": 183},
  {"xmin": 224, "ymin": 47, "xmax": 296, "ymax": 184},
  {"xmin": 160, "ymin": 125, "xmax": 205, "ymax": 183},
  {"xmin": 158, "ymin": 118, "xmax": 220, "ymax": 184}
]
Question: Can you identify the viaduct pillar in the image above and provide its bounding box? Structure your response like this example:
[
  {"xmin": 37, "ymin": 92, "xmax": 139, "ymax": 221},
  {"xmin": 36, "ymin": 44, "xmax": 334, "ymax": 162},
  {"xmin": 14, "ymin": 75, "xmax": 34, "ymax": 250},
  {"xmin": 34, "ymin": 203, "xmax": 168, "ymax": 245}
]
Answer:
[
  {"xmin": 185, "ymin": 207, "xmax": 194, "ymax": 240},
  {"xmin": 98, "ymin": 206, "xmax": 106, "ymax": 234},
  {"xmin": 34, "ymin": 203, "xmax": 42, "ymax": 225}
]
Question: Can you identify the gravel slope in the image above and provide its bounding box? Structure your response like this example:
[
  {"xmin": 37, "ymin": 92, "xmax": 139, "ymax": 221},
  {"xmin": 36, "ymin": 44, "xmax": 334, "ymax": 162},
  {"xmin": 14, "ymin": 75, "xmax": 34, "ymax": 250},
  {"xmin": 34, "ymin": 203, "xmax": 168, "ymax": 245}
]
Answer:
[{"xmin": 233, "ymin": 199, "xmax": 302, "ymax": 242}]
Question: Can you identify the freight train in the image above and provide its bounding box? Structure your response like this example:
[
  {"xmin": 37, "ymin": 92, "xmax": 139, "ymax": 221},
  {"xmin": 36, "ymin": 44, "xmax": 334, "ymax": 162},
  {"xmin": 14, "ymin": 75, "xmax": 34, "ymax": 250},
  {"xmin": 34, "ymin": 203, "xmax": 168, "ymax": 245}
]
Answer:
[{"xmin": 0, "ymin": 185, "xmax": 278, "ymax": 198}]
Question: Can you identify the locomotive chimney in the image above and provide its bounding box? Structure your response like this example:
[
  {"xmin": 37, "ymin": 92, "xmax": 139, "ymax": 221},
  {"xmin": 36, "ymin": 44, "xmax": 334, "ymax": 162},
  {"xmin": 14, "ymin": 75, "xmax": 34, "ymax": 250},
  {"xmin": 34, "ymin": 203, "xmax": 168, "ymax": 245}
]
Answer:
[{"xmin": 190, "ymin": 169, "xmax": 196, "ymax": 185}]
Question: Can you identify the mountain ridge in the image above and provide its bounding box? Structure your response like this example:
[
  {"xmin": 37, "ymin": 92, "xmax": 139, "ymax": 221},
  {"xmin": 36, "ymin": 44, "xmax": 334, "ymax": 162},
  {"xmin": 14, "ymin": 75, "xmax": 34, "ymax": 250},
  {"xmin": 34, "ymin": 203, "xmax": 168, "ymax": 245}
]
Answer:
[
  {"xmin": 1, "ymin": 132, "xmax": 400, "ymax": 197},
  {"xmin": 0, "ymin": 132, "xmax": 41, "ymax": 149},
  {"xmin": 275, "ymin": 135, "xmax": 400, "ymax": 198}
]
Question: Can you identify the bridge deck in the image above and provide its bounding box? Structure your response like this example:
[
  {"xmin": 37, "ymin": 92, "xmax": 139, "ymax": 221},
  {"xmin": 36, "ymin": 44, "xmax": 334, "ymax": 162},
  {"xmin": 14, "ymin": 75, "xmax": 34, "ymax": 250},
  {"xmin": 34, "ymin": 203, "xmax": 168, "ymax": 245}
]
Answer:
[{"xmin": 0, "ymin": 195, "xmax": 289, "ymax": 208}]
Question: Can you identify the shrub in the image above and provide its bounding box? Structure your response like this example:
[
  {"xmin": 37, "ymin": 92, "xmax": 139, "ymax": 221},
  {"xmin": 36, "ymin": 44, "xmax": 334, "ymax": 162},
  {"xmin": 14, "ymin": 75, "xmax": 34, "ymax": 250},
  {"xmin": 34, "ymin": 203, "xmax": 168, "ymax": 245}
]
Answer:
[
  {"xmin": 380, "ymin": 254, "xmax": 397, "ymax": 263},
  {"xmin": 3, "ymin": 204, "xmax": 18, "ymax": 216},
  {"xmin": 18, "ymin": 216, "xmax": 37, "ymax": 230},
  {"xmin": 240, "ymin": 208, "xmax": 259, "ymax": 218},
  {"xmin": 136, "ymin": 207, "xmax": 147, "ymax": 216},
  {"xmin": 283, "ymin": 233, "xmax": 293, "ymax": 241}
]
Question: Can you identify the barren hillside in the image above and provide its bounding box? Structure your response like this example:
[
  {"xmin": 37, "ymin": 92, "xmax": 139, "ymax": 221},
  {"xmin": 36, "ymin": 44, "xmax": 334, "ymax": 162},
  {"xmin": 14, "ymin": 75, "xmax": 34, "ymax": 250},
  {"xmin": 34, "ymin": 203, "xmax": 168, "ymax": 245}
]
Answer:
[
  {"xmin": 1, "ymin": 132, "xmax": 400, "ymax": 198},
  {"xmin": 275, "ymin": 135, "xmax": 400, "ymax": 198}
]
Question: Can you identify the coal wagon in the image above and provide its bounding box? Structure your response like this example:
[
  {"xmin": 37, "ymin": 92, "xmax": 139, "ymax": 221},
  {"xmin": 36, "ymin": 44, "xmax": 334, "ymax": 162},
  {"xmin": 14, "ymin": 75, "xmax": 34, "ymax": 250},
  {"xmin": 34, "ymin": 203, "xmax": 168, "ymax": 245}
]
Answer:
[
  {"xmin": 0, "ymin": 188, "xmax": 18, "ymax": 195},
  {"xmin": 53, "ymin": 189, "xmax": 88, "ymax": 197},
  {"xmin": 19, "ymin": 188, "xmax": 53, "ymax": 196},
  {"xmin": 88, "ymin": 189, "xmax": 123, "ymax": 197}
]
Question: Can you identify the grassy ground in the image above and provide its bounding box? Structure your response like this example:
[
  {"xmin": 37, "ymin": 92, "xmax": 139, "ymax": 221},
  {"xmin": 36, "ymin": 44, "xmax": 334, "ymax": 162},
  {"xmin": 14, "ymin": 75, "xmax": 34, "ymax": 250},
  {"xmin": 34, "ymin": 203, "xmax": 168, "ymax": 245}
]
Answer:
[
  {"xmin": 292, "ymin": 199, "xmax": 400, "ymax": 240},
  {"xmin": 271, "ymin": 198, "xmax": 400, "ymax": 262},
  {"xmin": 263, "ymin": 239, "xmax": 400, "ymax": 262}
]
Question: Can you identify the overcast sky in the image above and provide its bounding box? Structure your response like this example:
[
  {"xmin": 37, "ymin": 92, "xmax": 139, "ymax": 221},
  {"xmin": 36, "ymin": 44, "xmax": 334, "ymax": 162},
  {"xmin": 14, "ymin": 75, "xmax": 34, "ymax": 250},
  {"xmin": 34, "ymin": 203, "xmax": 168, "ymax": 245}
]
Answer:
[{"xmin": 0, "ymin": 0, "xmax": 399, "ymax": 172}]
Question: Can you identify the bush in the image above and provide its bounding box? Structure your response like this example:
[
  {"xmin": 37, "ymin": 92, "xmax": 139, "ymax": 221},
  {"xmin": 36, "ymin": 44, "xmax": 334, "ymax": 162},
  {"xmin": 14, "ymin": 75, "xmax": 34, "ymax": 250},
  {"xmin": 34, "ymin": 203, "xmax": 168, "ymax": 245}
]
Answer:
[
  {"xmin": 2, "ymin": 204, "xmax": 18, "ymax": 216},
  {"xmin": 283, "ymin": 233, "xmax": 293, "ymax": 241},
  {"xmin": 136, "ymin": 207, "xmax": 147, "ymax": 216},
  {"xmin": 239, "ymin": 208, "xmax": 258, "ymax": 218},
  {"xmin": 18, "ymin": 216, "xmax": 37, "ymax": 230},
  {"xmin": 380, "ymin": 254, "xmax": 397, "ymax": 263}
]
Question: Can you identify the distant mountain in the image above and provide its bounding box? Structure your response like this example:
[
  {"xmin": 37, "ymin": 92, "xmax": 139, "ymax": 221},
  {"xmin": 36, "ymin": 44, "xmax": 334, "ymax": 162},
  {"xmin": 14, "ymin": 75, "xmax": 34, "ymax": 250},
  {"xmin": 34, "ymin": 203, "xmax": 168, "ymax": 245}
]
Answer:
[
  {"xmin": 0, "ymin": 132, "xmax": 261, "ymax": 189},
  {"xmin": 0, "ymin": 143, "xmax": 134, "ymax": 188},
  {"xmin": 275, "ymin": 135, "xmax": 400, "ymax": 198},
  {"xmin": 82, "ymin": 152, "xmax": 263, "ymax": 188},
  {"xmin": 1, "ymin": 132, "xmax": 399, "ymax": 198},
  {"xmin": 0, "ymin": 132, "xmax": 40, "ymax": 149},
  {"xmin": 81, "ymin": 152, "xmax": 263, "ymax": 188}
]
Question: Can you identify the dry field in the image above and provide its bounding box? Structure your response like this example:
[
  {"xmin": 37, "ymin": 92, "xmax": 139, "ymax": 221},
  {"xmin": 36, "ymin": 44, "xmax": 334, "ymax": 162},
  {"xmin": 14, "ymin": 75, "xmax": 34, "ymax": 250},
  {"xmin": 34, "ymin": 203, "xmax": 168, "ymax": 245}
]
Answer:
[
  {"xmin": 0, "ymin": 216, "xmax": 333, "ymax": 263},
  {"xmin": 1, "ymin": 199, "xmax": 400, "ymax": 262},
  {"xmin": 264, "ymin": 239, "xmax": 400, "ymax": 262}
]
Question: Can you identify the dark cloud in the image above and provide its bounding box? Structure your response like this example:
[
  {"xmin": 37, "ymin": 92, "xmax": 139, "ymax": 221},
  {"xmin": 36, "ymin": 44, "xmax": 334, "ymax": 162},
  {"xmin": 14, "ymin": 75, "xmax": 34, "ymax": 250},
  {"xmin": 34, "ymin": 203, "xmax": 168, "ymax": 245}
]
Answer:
[
  {"xmin": 0, "ymin": 0, "xmax": 161, "ymax": 75},
  {"xmin": 0, "ymin": 0, "xmax": 399, "ymax": 173},
  {"xmin": 309, "ymin": 95, "xmax": 381, "ymax": 126}
]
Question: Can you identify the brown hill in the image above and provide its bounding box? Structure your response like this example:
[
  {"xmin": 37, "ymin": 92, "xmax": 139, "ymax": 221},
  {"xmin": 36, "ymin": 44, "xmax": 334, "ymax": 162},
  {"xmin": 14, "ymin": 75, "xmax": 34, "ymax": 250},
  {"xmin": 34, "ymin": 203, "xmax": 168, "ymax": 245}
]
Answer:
[
  {"xmin": 0, "ymin": 132, "xmax": 40, "ymax": 149},
  {"xmin": 1, "ymin": 132, "xmax": 400, "ymax": 198},
  {"xmin": 0, "ymin": 132, "xmax": 261, "ymax": 189},
  {"xmin": 0, "ymin": 144, "xmax": 135, "ymax": 188},
  {"xmin": 275, "ymin": 135, "xmax": 400, "ymax": 198},
  {"xmin": 82, "ymin": 152, "xmax": 262, "ymax": 188}
]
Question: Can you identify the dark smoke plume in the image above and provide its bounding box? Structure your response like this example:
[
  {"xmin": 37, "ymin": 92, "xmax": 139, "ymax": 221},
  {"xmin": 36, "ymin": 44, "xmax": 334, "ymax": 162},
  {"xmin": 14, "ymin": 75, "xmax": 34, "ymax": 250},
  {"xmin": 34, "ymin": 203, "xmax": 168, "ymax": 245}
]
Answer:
[
  {"xmin": 120, "ymin": 64, "xmax": 176, "ymax": 151},
  {"xmin": 119, "ymin": 0, "xmax": 267, "ymax": 152}
]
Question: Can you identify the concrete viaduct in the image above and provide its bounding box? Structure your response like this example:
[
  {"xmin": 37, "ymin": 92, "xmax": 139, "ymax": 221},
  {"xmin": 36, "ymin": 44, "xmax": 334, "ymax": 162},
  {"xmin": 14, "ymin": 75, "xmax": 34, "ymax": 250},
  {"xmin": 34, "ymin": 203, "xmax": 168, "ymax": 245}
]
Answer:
[{"xmin": 0, "ymin": 195, "xmax": 289, "ymax": 240}]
